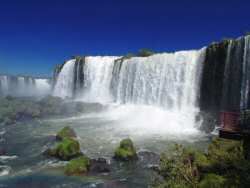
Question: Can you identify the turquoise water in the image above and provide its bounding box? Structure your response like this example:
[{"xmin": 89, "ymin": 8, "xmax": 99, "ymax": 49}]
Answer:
[{"xmin": 0, "ymin": 104, "xmax": 210, "ymax": 188}]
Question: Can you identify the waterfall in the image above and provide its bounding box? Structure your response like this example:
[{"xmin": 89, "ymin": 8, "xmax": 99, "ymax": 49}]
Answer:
[
  {"xmin": 0, "ymin": 75, "xmax": 51, "ymax": 97},
  {"xmin": 54, "ymin": 50, "xmax": 205, "ymax": 111},
  {"xmin": 113, "ymin": 50, "xmax": 205, "ymax": 110},
  {"xmin": 52, "ymin": 50, "xmax": 207, "ymax": 134},
  {"xmin": 35, "ymin": 79, "xmax": 51, "ymax": 96},
  {"xmin": 0, "ymin": 75, "xmax": 9, "ymax": 96},
  {"xmin": 53, "ymin": 59, "xmax": 76, "ymax": 98},
  {"xmin": 241, "ymin": 35, "xmax": 250, "ymax": 109},
  {"xmin": 81, "ymin": 56, "xmax": 119, "ymax": 102}
]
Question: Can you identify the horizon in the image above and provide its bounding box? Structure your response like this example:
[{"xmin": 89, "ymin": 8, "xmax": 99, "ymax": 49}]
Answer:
[{"xmin": 0, "ymin": 0, "xmax": 250, "ymax": 76}]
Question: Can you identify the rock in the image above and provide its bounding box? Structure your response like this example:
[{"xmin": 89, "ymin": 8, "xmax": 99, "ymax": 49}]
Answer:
[
  {"xmin": 89, "ymin": 158, "xmax": 111, "ymax": 174},
  {"xmin": 0, "ymin": 147, "xmax": 6, "ymax": 156},
  {"xmin": 64, "ymin": 155, "xmax": 90, "ymax": 176},
  {"xmin": 56, "ymin": 126, "xmax": 77, "ymax": 141},
  {"xmin": 46, "ymin": 138, "xmax": 82, "ymax": 160},
  {"xmin": 114, "ymin": 138, "xmax": 137, "ymax": 161}
]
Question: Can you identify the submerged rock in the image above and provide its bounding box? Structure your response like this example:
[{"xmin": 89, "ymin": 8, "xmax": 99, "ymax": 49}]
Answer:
[
  {"xmin": 56, "ymin": 126, "xmax": 77, "ymax": 141},
  {"xmin": 64, "ymin": 155, "xmax": 90, "ymax": 176},
  {"xmin": 0, "ymin": 147, "xmax": 6, "ymax": 156},
  {"xmin": 46, "ymin": 138, "xmax": 82, "ymax": 161},
  {"xmin": 114, "ymin": 138, "xmax": 137, "ymax": 161},
  {"xmin": 89, "ymin": 158, "xmax": 111, "ymax": 174}
]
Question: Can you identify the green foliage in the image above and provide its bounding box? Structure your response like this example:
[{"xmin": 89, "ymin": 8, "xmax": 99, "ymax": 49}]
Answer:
[
  {"xmin": 64, "ymin": 155, "xmax": 90, "ymax": 175},
  {"xmin": 137, "ymin": 48, "xmax": 154, "ymax": 57},
  {"xmin": 157, "ymin": 144, "xmax": 201, "ymax": 188},
  {"xmin": 56, "ymin": 126, "xmax": 76, "ymax": 140},
  {"xmin": 199, "ymin": 174, "xmax": 225, "ymax": 188},
  {"xmin": 155, "ymin": 138, "xmax": 250, "ymax": 188},
  {"xmin": 49, "ymin": 138, "xmax": 81, "ymax": 161},
  {"xmin": 114, "ymin": 138, "xmax": 137, "ymax": 161}
]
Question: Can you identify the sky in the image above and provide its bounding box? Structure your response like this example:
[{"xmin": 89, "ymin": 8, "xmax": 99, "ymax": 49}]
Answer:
[{"xmin": 0, "ymin": 0, "xmax": 249, "ymax": 77}]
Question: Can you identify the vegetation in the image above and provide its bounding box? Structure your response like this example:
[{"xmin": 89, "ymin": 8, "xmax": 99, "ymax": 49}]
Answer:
[
  {"xmin": 56, "ymin": 126, "xmax": 77, "ymax": 141},
  {"xmin": 64, "ymin": 155, "xmax": 90, "ymax": 175},
  {"xmin": 114, "ymin": 49, "xmax": 155, "ymax": 64},
  {"xmin": 137, "ymin": 48, "xmax": 155, "ymax": 57},
  {"xmin": 114, "ymin": 138, "xmax": 137, "ymax": 161},
  {"xmin": 46, "ymin": 137, "xmax": 82, "ymax": 161},
  {"xmin": 154, "ymin": 138, "xmax": 250, "ymax": 188}
]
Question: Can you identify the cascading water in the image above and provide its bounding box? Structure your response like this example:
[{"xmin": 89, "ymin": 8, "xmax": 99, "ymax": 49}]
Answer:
[
  {"xmin": 0, "ymin": 75, "xmax": 51, "ymax": 97},
  {"xmin": 113, "ymin": 50, "xmax": 205, "ymax": 109},
  {"xmin": 0, "ymin": 75, "xmax": 9, "ymax": 95},
  {"xmin": 110, "ymin": 50, "xmax": 206, "ymax": 135},
  {"xmin": 53, "ymin": 50, "xmax": 206, "ymax": 136},
  {"xmin": 81, "ymin": 56, "xmax": 119, "ymax": 103},
  {"xmin": 53, "ymin": 59, "xmax": 76, "ymax": 98},
  {"xmin": 35, "ymin": 79, "xmax": 51, "ymax": 96},
  {"xmin": 241, "ymin": 35, "xmax": 250, "ymax": 109}
]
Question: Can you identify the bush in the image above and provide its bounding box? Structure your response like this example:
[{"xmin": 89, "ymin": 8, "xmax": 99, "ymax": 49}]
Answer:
[
  {"xmin": 154, "ymin": 139, "xmax": 250, "ymax": 188},
  {"xmin": 137, "ymin": 49, "xmax": 154, "ymax": 57},
  {"xmin": 199, "ymin": 174, "xmax": 225, "ymax": 188},
  {"xmin": 64, "ymin": 156, "xmax": 90, "ymax": 175}
]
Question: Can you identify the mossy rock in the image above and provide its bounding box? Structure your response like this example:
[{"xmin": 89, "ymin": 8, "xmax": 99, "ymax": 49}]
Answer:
[
  {"xmin": 48, "ymin": 138, "xmax": 82, "ymax": 160},
  {"xmin": 199, "ymin": 173, "xmax": 226, "ymax": 188},
  {"xmin": 64, "ymin": 156, "xmax": 90, "ymax": 176},
  {"xmin": 56, "ymin": 126, "xmax": 77, "ymax": 140},
  {"xmin": 114, "ymin": 138, "xmax": 137, "ymax": 161}
]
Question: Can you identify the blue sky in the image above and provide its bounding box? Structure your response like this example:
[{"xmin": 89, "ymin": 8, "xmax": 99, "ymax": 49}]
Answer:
[{"xmin": 0, "ymin": 0, "xmax": 249, "ymax": 76}]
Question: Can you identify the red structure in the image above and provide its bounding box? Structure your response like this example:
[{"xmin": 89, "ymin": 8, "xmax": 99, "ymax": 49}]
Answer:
[{"xmin": 219, "ymin": 111, "xmax": 242, "ymax": 140}]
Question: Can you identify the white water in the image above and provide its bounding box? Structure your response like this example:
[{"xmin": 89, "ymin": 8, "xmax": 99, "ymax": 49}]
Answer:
[
  {"xmin": 53, "ymin": 59, "xmax": 76, "ymax": 98},
  {"xmin": 53, "ymin": 50, "xmax": 206, "ymax": 136},
  {"xmin": 0, "ymin": 75, "xmax": 8, "ymax": 95},
  {"xmin": 0, "ymin": 165, "xmax": 11, "ymax": 176},
  {"xmin": 0, "ymin": 76, "xmax": 51, "ymax": 97},
  {"xmin": 241, "ymin": 35, "xmax": 250, "ymax": 109},
  {"xmin": 35, "ymin": 79, "xmax": 51, "ymax": 96},
  {"xmin": 114, "ymin": 50, "xmax": 205, "ymax": 110},
  {"xmin": 81, "ymin": 56, "xmax": 119, "ymax": 103}
]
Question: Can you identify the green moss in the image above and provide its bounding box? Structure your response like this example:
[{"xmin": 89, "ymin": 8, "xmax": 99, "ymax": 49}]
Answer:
[
  {"xmin": 199, "ymin": 174, "xmax": 225, "ymax": 188},
  {"xmin": 114, "ymin": 138, "xmax": 137, "ymax": 161},
  {"xmin": 50, "ymin": 138, "xmax": 81, "ymax": 160},
  {"xmin": 64, "ymin": 156, "xmax": 90, "ymax": 176},
  {"xmin": 56, "ymin": 126, "xmax": 76, "ymax": 140}
]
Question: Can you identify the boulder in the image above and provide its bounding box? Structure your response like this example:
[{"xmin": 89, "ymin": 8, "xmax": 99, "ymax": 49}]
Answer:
[
  {"xmin": 64, "ymin": 155, "xmax": 90, "ymax": 176},
  {"xmin": 89, "ymin": 158, "xmax": 111, "ymax": 174},
  {"xmin": 0, "ymin": 147, "xmax": 6, "ymax": 156},
  {"xmin": 46, "ymin": 138, "xmax": 82, "ymax": 160},
  {"xmin": 56, "ymin": 126, "xmax": 77, "ymax": 141},
  {"xmin": 114, "ymin": 138, "xmax": 137, "ymax": 161}
]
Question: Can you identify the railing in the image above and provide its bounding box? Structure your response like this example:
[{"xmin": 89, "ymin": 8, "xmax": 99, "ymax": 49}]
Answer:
[{"xmin": 220, "ymin": 111, "xmax": 241, "ymax": 132}]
